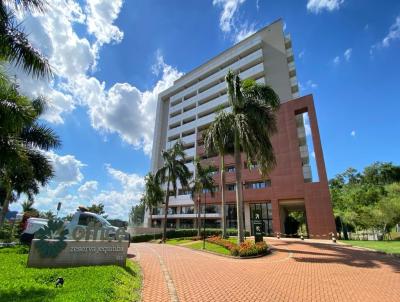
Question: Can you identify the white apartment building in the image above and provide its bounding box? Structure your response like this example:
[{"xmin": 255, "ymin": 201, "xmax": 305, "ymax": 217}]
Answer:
[{"xmin": 146, "ymin": 19, "xmax": 300, "ymax": 229}]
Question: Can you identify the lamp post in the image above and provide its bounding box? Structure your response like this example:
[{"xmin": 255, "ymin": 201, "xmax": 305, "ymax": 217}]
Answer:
[{"xmin": 203, "ymin": 192, "xmax": 207, "ymax": 249}]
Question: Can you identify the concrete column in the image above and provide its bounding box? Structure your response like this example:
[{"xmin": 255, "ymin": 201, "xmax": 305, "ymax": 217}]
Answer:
[{"xmin": 271, "ymin": 199, "xmax": 281, "ymax": 235}]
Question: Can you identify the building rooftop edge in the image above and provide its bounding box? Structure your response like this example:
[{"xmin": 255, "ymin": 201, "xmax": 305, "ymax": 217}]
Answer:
[{"xmin": 159, "ymin": 18, "xmax": 284, "ymax": 99}]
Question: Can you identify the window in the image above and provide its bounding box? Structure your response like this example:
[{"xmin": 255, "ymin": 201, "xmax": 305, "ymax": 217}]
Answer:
[
  {"xmin": 201, "ymin": 204, "xmax": 220, "ymax": 214},
  {"xmin": 226, "ymin": 184, "xmax": 236, "ymax": 191},
  {"xmin": 180, "ymin": 219, "xmax": 194, "ymax": 229},
  {"xmin": 78, "ymin": 213, "xmax": 100, "ymax": 226},
  {"xmin": 152, "ymin": 208, "xmax": 163, "ymax": 215},
  {"xmin": 245, "ymin": 161, "xmax": 259, "ymax": 170},
  {"xmin": 202, "ymin": 186, "xmax": 219, "ymax": 193},
  {"xmin": 167, "ymin": 207, "xmax": 177, "ymax": 215},
  {"xmin": 245, "ymin": 180, "xmax": 271, "ymax": 189},
  {"xmin": 181, "ymin": 206, "xmax": 194, "ymax": 214},
  {"xmin": 225, "ymin": 204, "xmax": 237, "ymax": 228},
  {"xmin": 226, "ymin": 166, "xmax": 235, "ymax": 173}
]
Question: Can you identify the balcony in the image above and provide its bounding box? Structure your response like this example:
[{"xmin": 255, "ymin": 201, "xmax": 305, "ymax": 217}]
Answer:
[
  {"xmin": 169, "ymin": 47, "xmax": 263, "ymax": 111},
  {"xmin": 173, "ymin": 37, "xmax": 262, "ymax": 90}
]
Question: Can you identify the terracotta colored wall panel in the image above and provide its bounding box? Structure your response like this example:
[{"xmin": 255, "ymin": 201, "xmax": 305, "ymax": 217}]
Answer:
[{"xmin": 197, "ymin": 95, "xmax": 335, "ymax": 238}]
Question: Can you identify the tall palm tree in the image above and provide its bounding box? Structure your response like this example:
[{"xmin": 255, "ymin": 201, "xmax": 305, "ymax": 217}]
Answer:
[
  {"xmin": 141, "ymin": 172, "xmax": 164, "ymax": 227},
  {"xmin": 191, "ymin": 158, "xmax": 216, "ymax": 237},
  {"xmin": 0, "ymin": 71, "xmax": 60, "ymax": 227},
  {"xmin": 156, "ymin": 141, "xmax": 191, "ymax": 242},
  {"xmin": 203, "ymin": 109, "xmax": 234, "ymax": 238},
  {"xmin": 0, "ymin": 0, "xmax": 52, "ymax": 77},
  {"xmin": 218, "ymin": 70, "xmax": 280, "ymax": 243}
]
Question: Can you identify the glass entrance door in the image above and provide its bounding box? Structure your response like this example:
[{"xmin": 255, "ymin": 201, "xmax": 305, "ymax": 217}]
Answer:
[{"xmin": 250, "ymin": 202, "xmax": 273, "ymax": 235}]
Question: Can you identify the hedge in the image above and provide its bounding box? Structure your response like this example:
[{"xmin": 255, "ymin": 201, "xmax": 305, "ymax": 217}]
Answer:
[{"xmin": 131, "ymin": 228, "xmax": 250, "ymax": 243}]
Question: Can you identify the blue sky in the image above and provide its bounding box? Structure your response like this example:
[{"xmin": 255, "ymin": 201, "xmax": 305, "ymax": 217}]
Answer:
[{"xmin": 9, "ymin": 0, "xmax": 400, "ymax": 219}]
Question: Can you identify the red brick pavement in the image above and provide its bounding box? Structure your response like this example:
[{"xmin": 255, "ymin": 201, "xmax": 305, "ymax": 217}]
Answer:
[{"xmin": 128, "ymin": 238, "xmax": 400, "ymax": 302}]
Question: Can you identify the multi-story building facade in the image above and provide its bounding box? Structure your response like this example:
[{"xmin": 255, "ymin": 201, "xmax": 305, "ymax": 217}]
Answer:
[{"xmin": 148, "ymin": 19, "xmax": 335, "ymax": 238}]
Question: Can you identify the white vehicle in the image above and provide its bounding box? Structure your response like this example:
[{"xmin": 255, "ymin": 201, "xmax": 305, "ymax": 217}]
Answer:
[{"xmin": 20, "ymin": 207, "xmax": 130, "ymax": 244}]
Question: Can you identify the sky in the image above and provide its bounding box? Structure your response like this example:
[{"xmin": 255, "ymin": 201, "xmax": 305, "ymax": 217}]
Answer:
[{"xmin": 8, "ymin": 0, "xmax": 400, "ymax": 219}]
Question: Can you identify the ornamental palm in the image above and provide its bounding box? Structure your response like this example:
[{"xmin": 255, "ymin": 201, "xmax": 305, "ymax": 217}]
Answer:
[
  {"xmin": 190, "ymin": 157, "xmax": 216, "ymax": 237},
  {"xmin": 222, "ymin": 70, "xmax": 279, "ymax": 243},
  {"xmin": 203, "ymin": 110, "xmax": 234, "ymax": 238},
  {"xmin": 141, "ymin": 172, "xmax": 164, "ymax": 227},
  {"xmin": 156, "ymin": 141, "xmax": 191, "ymax": 242},
  {"xmin": 0, "ymin": 71, "xmax": 60, "ymax": 227},
  {"xmin": 0, "ymin": 0, "xmax": 52, "ymax": 77}
]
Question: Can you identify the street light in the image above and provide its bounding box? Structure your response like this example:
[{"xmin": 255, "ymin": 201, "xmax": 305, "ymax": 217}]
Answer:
[{"xmin": 203, "ymin": 191, "xmax": 207, "ymax": 249}]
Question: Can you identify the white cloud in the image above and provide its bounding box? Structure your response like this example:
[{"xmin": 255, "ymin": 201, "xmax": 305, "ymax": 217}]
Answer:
[
  {"xmin": 68, "ymin": 53, "xmax": 182, "ymax": 155},
  {"xmin": 299, "ymin": 50, "xmax": 305, "ymax": 59},
  {"xmin": 85, "ymin": 0, "xmax": 124, "ymax": 56},
  {"xmin": 371, "ymin": 15, "xmax": 400, "ymax": 55},
  {"xmin": 212, "ymin": 0, "xmax": 245, "ymax": 33},
  {"xmin": 213, "ymin": 0, "xmax": 256, "ymax": 43},
  {"xmin": 333, "ymin": 56, "xmax": 340, "ymax": 65},
  {"xmin": 46, "ymin": 151, "xmax": 85, "ymax": 184},
  {"xmin": 78, "ymin": 181, "xmax": 99, "ymax": 199},
  {"xmin": 344, "ymin": 48, "xmax": 352, "ymax": 61},
  {"xmin": 350, "ymin": 130, "xmax": 356, "ymax": 137},
  {"xmin": 307, "ymin": 0, "xmax": 344, "ymax": 14},
  {"xmin": 234, "ymin": 22, "xmax": 256, "ymax": 43},
  {"xmin": 332, "ymin": 48, "xmax": 352, "ymax": 65},
  {"xmin": 299, "ymin": 80, "xmax": 318, "ymax": 91}
]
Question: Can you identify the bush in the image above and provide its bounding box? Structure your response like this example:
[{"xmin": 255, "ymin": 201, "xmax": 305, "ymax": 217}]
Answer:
[
  {"xmin": 238, "ymin": 241, "xmax": 269, "ymax": 257},
  {"xmin": 205, "ymin": 236, "xmax": 269, "ymax": 257},
  {"xmin": 131, "ymin": 228, "xmax": 250, "ymax": 243}
]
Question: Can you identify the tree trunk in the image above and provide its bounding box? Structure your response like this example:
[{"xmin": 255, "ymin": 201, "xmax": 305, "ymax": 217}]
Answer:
[
  {"xmin": 220, "ymin": 154, "xmax": 227, "ymax": 238},
  {"xmin": 234, "ymin": 131, "xmax": 244, "ymax": 244},
  {"xmin": 0, "ymin": 178, "xmax": 12, "ymax": 229},
  {"xmin": 162, "ymin": 176, "xmax": 171, "ymax": 243},
  {"xmin": 197, "ymin": 195, "xmax": 201, "ymax": 237}
]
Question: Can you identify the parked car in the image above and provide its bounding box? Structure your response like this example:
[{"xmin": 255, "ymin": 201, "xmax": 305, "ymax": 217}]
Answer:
[{"xmin": 20, "ymin": 207, "xmax": 130, "ymax": 244}]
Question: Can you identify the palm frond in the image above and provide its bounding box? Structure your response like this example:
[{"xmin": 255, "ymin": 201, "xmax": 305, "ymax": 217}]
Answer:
[
  {"xmin": 21, "ymin": 123, "xmax": 61, "ymax": 150},
  {"xmin": 0, "ymin": 13, "xmax": 52, "ymax": 78}
]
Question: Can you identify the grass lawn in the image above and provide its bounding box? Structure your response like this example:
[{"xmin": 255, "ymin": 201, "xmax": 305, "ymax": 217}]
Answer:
[
  {"xmin": 0, "ymin": 245, "xmax": 141, "ymax": 302},
  {"xmin": 185, "ymin": 241, "xmax": 231, "ymax": 255},
  {"xmin": 340, "ymin": 240, "xmax": 400, "ymax": 255},
  {"xmin": 165, "ymin": 238, "xmax": 193, "ymax": 245}
]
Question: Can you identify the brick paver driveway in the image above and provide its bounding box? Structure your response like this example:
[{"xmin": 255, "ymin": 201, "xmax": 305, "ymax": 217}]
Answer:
[{"xmin": 128, "ymin": 238, "xmax": 400, "ymax": 302}]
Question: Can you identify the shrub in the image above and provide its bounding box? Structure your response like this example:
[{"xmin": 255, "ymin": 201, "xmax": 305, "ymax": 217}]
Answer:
[
  {"xmin": 131, "ymin": 228, "xmax": 250, "ymax": 243},
  {"xmin": 205, "ymin": 236, "xmax": 269, "ymax": 257},
  {"xmin": 238, "ymin": 241, "xmax": 269, "ymax": 257}
]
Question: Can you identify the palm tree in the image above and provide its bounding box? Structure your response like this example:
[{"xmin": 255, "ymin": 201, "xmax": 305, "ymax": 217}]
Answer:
[
  {"xmin": 0, "ymin": 72, "xmax": 60, "ymax": 227},
  {"xmin": 141, "ymin": 172, "xmax": 164, "ymax": 227},
  {"xmin": 0, "ymin": 0, "xmax": 52, "ymax": 77},
  {"xmin": 203, "ymin": 109, "xmax": 234, "ymax": 238},
  {"xmin": 156, "ymin": 141, "xmax": 191, "ymax": 242},
  {"xmin": 191, "ymin": 158, "xmax": 216, "ymax": 237},
  {"xmin": 40, "ymin": 210, "xmax": 55, "ymax": 220},
  {"xmin": 219, "ymin": 70, "xmax": 280, "ymax": 243},
  {"xmin": 21, "ymin": 199, "xmax": 35, "ymax": 212}
]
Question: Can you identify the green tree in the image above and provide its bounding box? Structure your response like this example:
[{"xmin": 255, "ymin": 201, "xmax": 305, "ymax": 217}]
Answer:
[
  {"xmin": 156, "ymin": 141, "xmax": 191, "ymax": 242},
  {"xmin": 141, "ymin": 172, "xmax": 164, "ymax": 227},
  {"xmin": 190, "ymin": 158, "xmax": 216, "ymax": 237},
  {"xmin": 0, "ymin": 73, "xmax": 60, "ymax": 227},
  {"xmin": 21, "ymin": 199, "xmax": 35, "ymax": 212},
  {"xmin": 373, "ymin": 183, "xmax": 400, "ymax": 237},
  {"xmin": 40, "ymin": 210, "xmax": 55, "ymax": 220},
  {"xmin": 221, "ymin": 70, "xmax": 279, "ymax": 243},
  {"xmin": 0, "ymin": 0, "xmax": 51, "ymax": 77},
  {"xmin": 129, "ymin": 203, "xmax": 146, "ymax": 226},
  {"xmin": 87, "ymin": 203, "xmax": 105, "ymax": 215},
  {"xmin": 203, "ymin": 109, "xmax": 234, "ymax": 238}
]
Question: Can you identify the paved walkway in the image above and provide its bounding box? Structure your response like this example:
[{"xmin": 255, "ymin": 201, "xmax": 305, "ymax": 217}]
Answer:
[{"xmin": 128, "ymin": 238, "xmax": 400, "ymax": 302}]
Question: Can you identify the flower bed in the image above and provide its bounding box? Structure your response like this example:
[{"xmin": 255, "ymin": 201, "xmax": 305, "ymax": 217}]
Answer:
[{"xmin": 206, "ymin": 236, "xmax": 269, "ymax": 257}]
